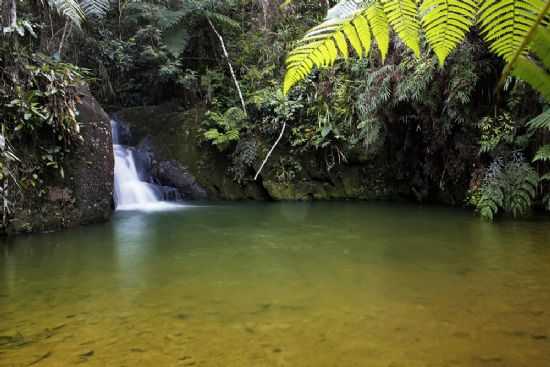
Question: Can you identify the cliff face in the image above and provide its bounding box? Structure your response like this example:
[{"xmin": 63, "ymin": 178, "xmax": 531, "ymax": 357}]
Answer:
[
  {"xmin": 115, "ymin": 104, "xmax": 270, "ymax": 201},
  {"xmin": 115, "ymin": 104, "xmax": 396, "ymax": 202},
  {"xmin": 7, "ymin": 87, "xmax": 114, "ymax": 234}
]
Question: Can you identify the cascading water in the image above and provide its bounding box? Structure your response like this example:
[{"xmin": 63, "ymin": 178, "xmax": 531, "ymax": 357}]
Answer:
[{"xmin": 111, "ymin": 119, "xmax": 181, "ymax": 211}]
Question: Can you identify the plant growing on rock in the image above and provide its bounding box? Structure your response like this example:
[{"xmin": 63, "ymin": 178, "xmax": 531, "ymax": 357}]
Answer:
[
  {"xmin": 0, "ymin": 36, "xmax": 89, "ymax": 224},
  {"xmin": 202, "ymin": 107, "xmax": 248, "ymax": 151},
  {"xmin": 472, "ymin": 154, "xmax": 539, "ymax": 221}
]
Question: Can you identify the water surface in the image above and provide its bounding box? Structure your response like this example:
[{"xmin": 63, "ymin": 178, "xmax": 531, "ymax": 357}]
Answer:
[{"xmin": 1, "ymin": 202, "xmax": 550, "ymax": 366}]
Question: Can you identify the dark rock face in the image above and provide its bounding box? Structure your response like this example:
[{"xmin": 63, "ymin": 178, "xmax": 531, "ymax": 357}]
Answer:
[
  {"xmin": 153, "ymin": 160, "xmax": 207, "ymax": 200},
  {"xmin": 70, "ymin": 86, "xmax": 114, "ymax": 224},
  {"xmin": 114, "ymin": 103, "xmax": 392, "ymax": 202},
  {"xmin": 8, "ymin": 86, "xmax": 114, "ymax": 234},
  {"xmin": 115, "ymin": 104, "xmax": 268, "ymax": 201}
]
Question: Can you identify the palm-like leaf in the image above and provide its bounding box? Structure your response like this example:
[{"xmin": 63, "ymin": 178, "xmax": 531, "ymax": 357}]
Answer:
[
  {"xmin": 478, "ymin": 0, "xmax": 548, "ymax": 61},
  {"xmin": 283, "ymin": 10, "xmax": 374, "ymax": 94},
  {"xmin": 511, "ymin": 57, "xmax": 550, "ymax": 100},
  {"xmin": 46, "ymin": 0, "xmax": 85, "ymax": 27},
  {"xmin": 283, "ymin": 0, "xmax": 550, "ymax": 99},
  {"xmin": 533, "ymin": 144, "xmax": 550, "ymax": 162},
  {"xmin": 527, "ymin": 108, "xmax": 550, "ymax": 130},
  {"xmin": 420, "ymin": 0, "xmax": 479, "ymax": 65},
  {"xmin": 79, "ymin": 0, "xmax": 109, "ymax": 17},
  {"xmin": 382, "ymin": 0, "xmax": 421, "ymax": 56},
  {"xmin": 366, "ymin": 1, "xmax": 390, "ymax": 60}
]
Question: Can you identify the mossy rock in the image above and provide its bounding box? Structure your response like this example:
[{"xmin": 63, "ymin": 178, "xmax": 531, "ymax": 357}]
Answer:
[{"xmin": 115, "ymin": 104, "xmax": 267, "ymax": 200}]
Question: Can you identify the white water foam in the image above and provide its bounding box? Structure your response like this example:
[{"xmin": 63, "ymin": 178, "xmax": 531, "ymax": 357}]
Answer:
[{"xmin": 111, "ymin": 119, "xmax": 184, "ymax": 211}]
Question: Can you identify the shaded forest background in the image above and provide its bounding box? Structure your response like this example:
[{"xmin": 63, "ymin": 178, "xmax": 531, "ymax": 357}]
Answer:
[{"xmin": 1, "ymin": 0, "xmax": 549, "ymax": 231}]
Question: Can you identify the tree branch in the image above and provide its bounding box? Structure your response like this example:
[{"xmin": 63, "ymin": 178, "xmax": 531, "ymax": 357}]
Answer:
[
  {"xmin": 254, "ymin": 122, "xmax": 286, "ymax": 181},
  {"xmin": 207, "ymin": 17, "xmax": 248, "ymax": 116}
]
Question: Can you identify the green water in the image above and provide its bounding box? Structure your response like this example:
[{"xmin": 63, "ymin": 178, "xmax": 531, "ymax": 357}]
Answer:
[{"xmin": 1, "ymin": 202, "xmax": 550, "ymax": 367}]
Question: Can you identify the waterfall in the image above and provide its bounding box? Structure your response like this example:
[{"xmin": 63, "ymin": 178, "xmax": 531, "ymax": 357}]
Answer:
[{"xmin": 111, "ymin": 119, "xmax": 181, "ymax": 211}]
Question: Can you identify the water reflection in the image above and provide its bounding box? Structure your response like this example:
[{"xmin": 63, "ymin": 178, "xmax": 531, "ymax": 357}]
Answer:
[{"xmin": 1, "ymin": 202, "xmax": 550, "ymax": 367}]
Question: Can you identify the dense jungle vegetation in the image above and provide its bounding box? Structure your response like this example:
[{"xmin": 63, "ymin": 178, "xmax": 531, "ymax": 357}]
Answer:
[{"xmin": 1, "ymin": 0, "xmax": 550, "ymax": 228}]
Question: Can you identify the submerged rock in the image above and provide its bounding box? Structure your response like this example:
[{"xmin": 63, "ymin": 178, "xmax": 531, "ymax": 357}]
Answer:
[{"xmin": 153, "ymin": 160, "xmax": 207, "ymax": 200}]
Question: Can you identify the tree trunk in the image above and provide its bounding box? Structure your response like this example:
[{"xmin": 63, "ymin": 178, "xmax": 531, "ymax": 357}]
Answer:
[{"xmin": 1, "ymin": 0, "xmax": 17, "ymax": 29}]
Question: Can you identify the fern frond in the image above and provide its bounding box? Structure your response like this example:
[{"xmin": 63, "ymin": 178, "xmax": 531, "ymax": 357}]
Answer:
[
  {"xmin": 533, "ymin": 144, "xmax": 550, "ymax": 162},
  {"xmin": 527, "ymin": 108, "xmax": 550, "ymax": 130},
  {"xmin": 46, "ymin": 0, "xmax": 85, "ymax": 27},
  {"xmin": 79, "ymin": 0, "xmax": 109, "ymax": 17},
  {"xmin": 478, "ymin": 0, "xmax": 548, "ymax": 62},
  {"xmin": 511, "ymin": 57, "xmax": 550, "ymax": 101},
  {"xmin": 420, "ymin": 0, "xmax": 479, "ymax": 65},
  {"xmin": 382, "ymin": 0, "xmax": 421, "ymax": 56},
  {"xmin": 531, "ymin": 22, "xmax": 550, "ymax": 69},
  {"xmin": 204, "ymin": 11, "xmax": 241, "ymax": 30},
  {"xmin": 366, "ymin": 1, "xmax": 390, "ymax": 61},
  {"xmin": 283, "ymin": 11, "xmax": 373, "ymax": 94}
]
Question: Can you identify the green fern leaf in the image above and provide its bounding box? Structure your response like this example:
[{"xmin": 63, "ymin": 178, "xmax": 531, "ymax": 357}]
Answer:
[
  {"xmin": 478, "ymin": 0, "xmax": 548, "ymax": 62},
  {"xmin": 283, "ymin": 9, "xmax": 374, "ymax": 94},
  {"xmin": 530, "ymin": 23, "xmax": 550, "ymax": 69},
  {"xmin": 366, "ymin": 1, "xmax": 390, "ymax": 60},
  {"xmin": 420, "ymin": 0, "xmax": 479, "ymax": 65},
  {"xmin": 47, "ymin": 0, "xmax": 85, "ymax": 27},
  {"xmin": 511, "ymin": 57, "xmax": 550, "ymax": 101},
  {"xmin": 527, "ymin": 109, "xmax": 550, "ymax": 130},
  {"xmin": 533, "ymin": 144, "xmax": 550, "ymax": 162},
  {"xmin": 79, "ymin": 0, "xmax": 110, "ymax": 17},
  {"xmin": 382, "ymin": 0, "xmax": 421, "ymax": 57}
]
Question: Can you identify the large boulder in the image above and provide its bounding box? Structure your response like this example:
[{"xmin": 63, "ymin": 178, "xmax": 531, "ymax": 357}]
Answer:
[{"xmin": 8, "ymin": 86, "xmax": 114, "ymax": 234}]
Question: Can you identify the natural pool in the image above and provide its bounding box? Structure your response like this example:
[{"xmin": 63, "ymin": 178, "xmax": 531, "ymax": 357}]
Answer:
[{"xmin": 1, "ymin": 202, "xmax": 550, "ymax": 367}]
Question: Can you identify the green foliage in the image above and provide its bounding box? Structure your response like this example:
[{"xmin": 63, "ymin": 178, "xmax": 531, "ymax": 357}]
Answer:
[
  {"xmin": 526, "ymin": 108, "xmax": 550, "ymax": 130},
  {"xmin": 473, "ymin": 154, "xmax": 539, "ymax": 221},
  {"xmin": 0, "ymin": 127, "xmax": 20, "ymax": 226},
  {"xmin": 533, "ymin": 144, "xmax": 550, "ymax": 163},
  {"xmin": 283, "ymin": 0, "xmax": 550, "ymax": 98},
  {"xmin": 76, "ymin": 24, "xmax": 186, "ymax": 106},
  {"xmin": 202, "ymin": 107, "xmax": 248, "ymax": 151},
  {"xmin": 0, "ymin": 47, "xmax": 88, "ymax": 217},
  {"xmin": 229, "ymin": 138, "xmax": 258, "ymax": 184},
  {"xmin": 478, "ymin": 113, "xmax": 516, "ymax": 154},
  {"xmin": 274, "ymin": 156, "xmax": 303, "ymax": 183}
]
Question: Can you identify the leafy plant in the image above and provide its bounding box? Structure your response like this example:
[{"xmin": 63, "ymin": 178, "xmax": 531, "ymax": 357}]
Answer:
[
  {"xmin": 283, "ymin": 0, "xmax": 550, "ymax": 98},
  {"xmin": 202, "ymin": 107, "xmax": 248, "ymax": 151},
  {"xmin": 0, "ymin": 46, "xmax": 88, "ymax": 222},
  {"xmin": 473, "ymin": 154, "xmax": 539, "ymax": 221},
  {"xmin": 478, "ymin": 113, "xmax": 516, "ymax": 154}
]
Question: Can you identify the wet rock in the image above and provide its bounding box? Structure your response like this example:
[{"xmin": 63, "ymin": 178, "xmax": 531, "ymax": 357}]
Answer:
[
  {"xmin": 79, "ymin": 350, "xmax": 94, "ymax": 358},
  {"xmin": 115, "ymin": 105, "xmax": 268, "ymax": 200},
  {"xmin": 47, "ymin": 187, "xmax": 74, "ymax": 204},
  {"xmin": 153, "ymin": 160, "xmax": 207, "ymax": 200},
  {"xmin": 8, "ymin": 85, "xmax": 113, "ymax": 235}
]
